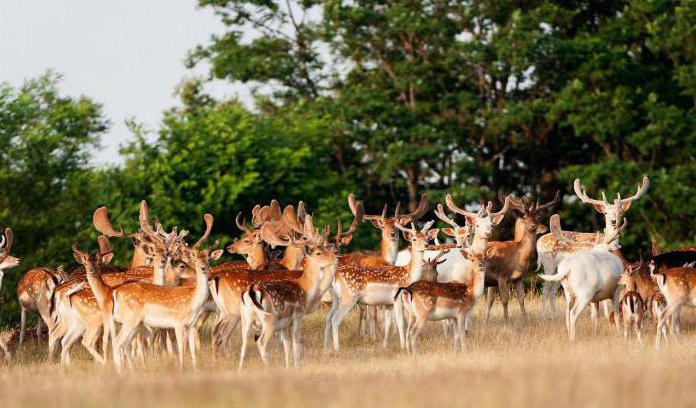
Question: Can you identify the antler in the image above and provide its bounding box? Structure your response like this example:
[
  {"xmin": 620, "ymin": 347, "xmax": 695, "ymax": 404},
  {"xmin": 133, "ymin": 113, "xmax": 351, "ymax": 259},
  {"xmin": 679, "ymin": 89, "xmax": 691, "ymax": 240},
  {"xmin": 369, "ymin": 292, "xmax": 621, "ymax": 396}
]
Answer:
[
  {"xmin": 0, "ymin": 228, "xmax": 12, "ymax": 253},
  {"xmin": 97, "ymin": 235, "xmax": 113, "ymax": 257},
  {"xmin": 364, "ymin": 203, "xmax": 388, "ymax": 221},
  {"xmin": 573, "ymin": 179, "xmax": 607, "ymax": 206},
  {"xmin": 336, "ymin": 195, "xmax": 365, "ymax": 246},
  {"xmin": 93, "ymin": 206, "xmax": 130, "ymax": 237},
  {"xmin": 445, "ymin": 194, "xmax": 477, "ymax": 218},
  {"xmin": 193, "ymin": 214, "xmax": 214, "ymax": 249},
  {"xmin": 618, "ymin": 176, "xmax": 650, "ymax": 204},
  {"xmin": 500, "ymin": 190, "xmax": 526, "ymax": 213},
  {"xmin": 397, "ymin": 194, "xmax": 429, "ymax": 223},
  {"xmin": 488, "ymin": 196, "xmax": 510, "ymax": 219},
  {"xmin": 394, "ymin": 219, "xmax": 417, "ymax": 235},
  {"xmin": 434, "ymin": 203, "xmax": 460, "ymax": 228},
  {"xmin": 235, "ymin": 212, "xmax": 253, "ymax": 235},
  {"xmin": 536, "ymin": 190, "xmax": 561, "ymax": 211}
]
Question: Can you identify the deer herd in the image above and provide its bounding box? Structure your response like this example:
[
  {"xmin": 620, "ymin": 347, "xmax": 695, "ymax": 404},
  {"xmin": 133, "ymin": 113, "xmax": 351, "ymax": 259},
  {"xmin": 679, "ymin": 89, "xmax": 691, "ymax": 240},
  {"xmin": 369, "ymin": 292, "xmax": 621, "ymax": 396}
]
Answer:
[{"xmin": 1, "ymin": 176, "xmax": 695, "ymax": 369}]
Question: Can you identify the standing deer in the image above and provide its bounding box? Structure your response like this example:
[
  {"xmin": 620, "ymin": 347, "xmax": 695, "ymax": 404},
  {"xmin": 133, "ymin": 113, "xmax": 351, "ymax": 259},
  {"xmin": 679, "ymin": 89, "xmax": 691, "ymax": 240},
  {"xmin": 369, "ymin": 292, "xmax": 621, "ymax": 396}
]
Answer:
[
  {"xmin": 538, "ymin": 176, "xmax": 649, "ymax": 318},
  {"xmin": 538, "ymin": 214, "xmax": 626, "ymax": 340},
  {"xmin": 0, "ymin": 228, "xmax": 19, "ymax": 360},
  {"xmin": 239, "ymin": 215, "xmax": 340, "ymax": 368},
  {"xmin": 617, "ymin": 266, "xmax": 645, "ymax": 344},
  {"xmin": 649, "ymin": 260, "xmax": 696, "ymax": 348},
  {"xmin": 484, "ymin": 192, "xmax": 559, "ymax": 321}
]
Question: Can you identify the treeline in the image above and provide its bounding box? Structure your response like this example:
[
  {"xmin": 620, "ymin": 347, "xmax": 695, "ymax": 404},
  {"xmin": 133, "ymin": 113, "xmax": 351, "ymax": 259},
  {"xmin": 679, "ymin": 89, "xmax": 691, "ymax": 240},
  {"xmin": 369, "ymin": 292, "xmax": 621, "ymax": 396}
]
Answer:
[{"xmin": 1, "ymin": 0, "xmax": 695, "ymax": 321}]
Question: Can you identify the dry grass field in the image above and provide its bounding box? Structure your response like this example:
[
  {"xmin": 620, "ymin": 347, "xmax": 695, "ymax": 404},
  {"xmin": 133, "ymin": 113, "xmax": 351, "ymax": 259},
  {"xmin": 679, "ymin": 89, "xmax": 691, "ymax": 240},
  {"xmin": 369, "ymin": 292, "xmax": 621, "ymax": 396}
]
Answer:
[{"xmin": 2, "ymin": 294, "xmax": 696, "ymax": 408}]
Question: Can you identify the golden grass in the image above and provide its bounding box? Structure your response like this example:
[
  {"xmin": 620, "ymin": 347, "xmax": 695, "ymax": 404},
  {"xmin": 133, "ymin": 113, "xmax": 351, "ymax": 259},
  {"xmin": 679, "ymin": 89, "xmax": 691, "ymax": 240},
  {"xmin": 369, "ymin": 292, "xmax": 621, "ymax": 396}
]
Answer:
[{"xmin": 2, "ymin": 295, "xmax": 696, "ymax": 408}]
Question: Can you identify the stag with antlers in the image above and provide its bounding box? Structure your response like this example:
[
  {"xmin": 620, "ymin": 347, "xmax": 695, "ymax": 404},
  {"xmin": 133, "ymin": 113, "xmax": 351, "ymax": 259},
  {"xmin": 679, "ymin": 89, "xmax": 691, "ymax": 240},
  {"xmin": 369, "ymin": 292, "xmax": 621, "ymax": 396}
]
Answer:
[{"xmin": 538, "ymin": 177, "xmax": 649, "ymax": 318}]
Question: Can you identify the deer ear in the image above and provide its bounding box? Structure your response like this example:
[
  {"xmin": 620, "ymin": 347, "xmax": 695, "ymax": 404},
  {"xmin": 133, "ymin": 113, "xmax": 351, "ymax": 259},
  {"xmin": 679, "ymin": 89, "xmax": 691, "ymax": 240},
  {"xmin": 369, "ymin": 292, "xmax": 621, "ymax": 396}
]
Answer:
[
  {"xmin": 441, "ymin": 228, "xmax": 455, "ymax": 237},
  {"xmin": 401, "ymin": 230, "xmax": 414, "ymax": 242},
  {"xmin": 592, "ymin": 203, "xmax": 606, "ymax": 213},
  {"xmin": 427, "ymin": 229, "xmax": 440, "ymax": 240},
  {"xmin": 536, "ymin": 224, "xmax": 548, "ymax": 234},
  {"xmin": 101, "ymin": 253, "xmax": 115, "ymax": 265},
  {"xmin": 210, "ymin": 249, "xmax": 224, "ymax": 261},
  {"xmin": 369, "ymin": 219, "xmax": 383, "ymax": 229},
  {"xmin": 620, "ymin": 201, "xmax": 632, "ymax": 212},
  {"xmin": 491, "ymin": 213, "xmax": 505, "ymax": 225}
]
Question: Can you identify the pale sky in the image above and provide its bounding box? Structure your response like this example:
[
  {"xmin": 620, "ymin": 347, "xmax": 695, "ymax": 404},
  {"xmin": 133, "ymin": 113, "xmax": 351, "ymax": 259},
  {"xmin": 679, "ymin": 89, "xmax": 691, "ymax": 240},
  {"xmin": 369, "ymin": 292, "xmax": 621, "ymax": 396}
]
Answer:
[{"xmin": 0, "ymin": 0, "xmax": 246, "ymax": 165}]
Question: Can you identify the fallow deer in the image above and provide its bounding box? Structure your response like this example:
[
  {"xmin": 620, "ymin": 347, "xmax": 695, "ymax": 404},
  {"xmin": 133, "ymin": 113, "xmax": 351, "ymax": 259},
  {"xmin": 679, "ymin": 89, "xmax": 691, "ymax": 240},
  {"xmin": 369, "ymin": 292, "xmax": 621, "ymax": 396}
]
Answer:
[
  {"xmin": 395, "ymin": 248, "xmax": 486, "ymax": 353},
  {"xmin": 484, "ymin": 192, "xmax": 559, "ymax": 321},
  {"xmin": 326, "ymin": 220, "xmax": 440, "ymax": 351},
  {"xmin": 649, "ymin": 261, "xmax": 696, "ymax": 348},
  {"xmin": 0, "ymin": 228, "xmax": 19, "ymax": 360},
  {"xmin": 108, "ymin": 214, "xmax": 220, "ymax": 371},
  {"xmin": 538, "ymin": 176, "xmax": 649, "ymax": 318},
  {"xmin": 617, "ymin": 266, "xmax": 645, "ymax": 344},
  {"xmin": 16, "ymin": 266, "xmax": 66, "ymax": 344},
  {"xmin": 239, "ymin": 215, "xmax": 340, "ymax": 368},
  {"xmin": 538, "ymin": 214, "xmax": 626, "ymax": 340}
]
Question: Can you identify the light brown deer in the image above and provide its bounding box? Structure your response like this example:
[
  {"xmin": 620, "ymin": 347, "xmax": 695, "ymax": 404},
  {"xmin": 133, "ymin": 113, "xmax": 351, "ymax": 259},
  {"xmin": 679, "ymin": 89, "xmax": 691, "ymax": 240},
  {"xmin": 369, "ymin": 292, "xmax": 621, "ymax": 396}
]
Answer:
[
  {"xmin": 108, "ymin": 214, "xmax": 221, "ymax": 371},
  {"xmin": 0, "ymin": 228, "xmax": 19, "ymax": 360},
  {"xmin": 327, "ymin": 220, "xmax": 439, "ymax": 351},
  {"xmin": 16, "ymin": 266, "xmax": 67, "ymax": 345},
  {"xmin": 649, "ymin": 261, "xmax": 696, "ymax": 348},
  {"xmin": 395, "ymin": 248, "xmax": 487, "ymax": 353},
  {"xmin": 484, "ymin": 192, "xmax": 559, "ymax": 321},
  {"xmin": 538, "ymin": 176, "xmax": 649, "ymax": 318},
  {"xmin": 617, "ymin": 266, "xmax": 645, "ymax": 344},
  {"xmin": 239, "ymin": 215, "xmax": 341, "ymax": 368}
]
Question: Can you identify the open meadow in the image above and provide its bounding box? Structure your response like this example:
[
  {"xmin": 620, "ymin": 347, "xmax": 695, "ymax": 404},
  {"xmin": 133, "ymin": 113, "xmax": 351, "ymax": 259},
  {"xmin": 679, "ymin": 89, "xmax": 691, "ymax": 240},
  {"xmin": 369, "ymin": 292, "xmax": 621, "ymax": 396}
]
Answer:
[{"xmin": 2, "ymin": 294, "xmax": 696, "ymax": 408}]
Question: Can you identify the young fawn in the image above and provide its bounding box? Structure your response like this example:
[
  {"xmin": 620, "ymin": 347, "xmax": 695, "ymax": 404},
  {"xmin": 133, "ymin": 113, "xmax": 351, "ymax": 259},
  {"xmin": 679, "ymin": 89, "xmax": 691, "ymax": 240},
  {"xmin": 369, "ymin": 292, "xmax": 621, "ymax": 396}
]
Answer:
[{"xmin": 618, "ymin": 266, "xmax": 645, "ymax": 344}]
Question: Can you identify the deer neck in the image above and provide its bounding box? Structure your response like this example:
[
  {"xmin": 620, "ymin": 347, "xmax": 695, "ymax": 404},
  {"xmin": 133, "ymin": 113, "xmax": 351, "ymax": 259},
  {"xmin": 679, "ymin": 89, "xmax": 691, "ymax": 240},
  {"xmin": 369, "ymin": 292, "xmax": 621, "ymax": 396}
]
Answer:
[
  {"xmin": 189, "ymin": 264, "xmax": 210, "ymax": 312},
  {"xmin": 246, "ymin": 244, "xmax": 267, "ymax": 269},
  {"xmin": 85, "ymin": 265, "xmax": 110, "ymax": 307},
  {"xmin": 381, "ymin": 234, "xmax": 398, "ymax": 265},
  {"xmin": 470, "ymin": 232, "xmax": 489, "ymax": 255},
  {"xmin": 281, "ymin": 246, "xmax": 304, "ymax": 270},
  {"xmin": 296, "ymin": 258, "xmax": 325, "ymax": 305},
  {"xmin": 152, "ymin": 256, "xmax": 166, "ymax": 285},
  {"xmin": 407, "ymin": 248, "xmax": 425, "ymax": 283},
  {"xmin": 468, "ymin": 257, "xmax": 486, "ymax": 299},
  {"xmin": 603, "ymin": 224, "xmax": 622, "ymax": 251},
  {"xmin": 130, "ymin": 246, "xmax": 150, "ymax": 269}
]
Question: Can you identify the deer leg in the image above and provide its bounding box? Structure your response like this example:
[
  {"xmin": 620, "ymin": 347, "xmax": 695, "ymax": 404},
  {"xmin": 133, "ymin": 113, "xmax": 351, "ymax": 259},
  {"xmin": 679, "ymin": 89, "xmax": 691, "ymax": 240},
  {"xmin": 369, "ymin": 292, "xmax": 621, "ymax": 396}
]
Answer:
[
  {"xmin": 330, "ymin": 298, "xmax": 358, "ymax": 352},
  {"xmin": 457, "ymin": 311, "xmax": 468, "ymax": 352},
  {"xmin": 382, "ymin": 305, "xmax": 393, "ymax": 349},
  {"xmin": 393, "ymin": 293, "xmax": 406, "ymax": 350},
  {"xmin": 292, "ymin": 314, "xmax": 302, "ymax": 367},
  {"xmin": 19, "ymin": 307, "xmax": 27, "ymax": 345},
  {"xmin": 0, "ymin": 338, "xmax": 9, "ymax": 362},
  {"xmin": 323, "ymin": 287, "xmax": 339, "ymax": 351},
  {"xmin": 174, "ymin": 325, "xmax": 186, "ymax": 370},
  {"xmin": 35, "ymin": 319, "xmax": 43, "ymax": 342},
  {"xmin": 238, "ymin": 304, "xmax": 254, "ymax": 370},
  {"xmin": 82, "ymin": 325, "xmax": 105, "ymax": 364},
  {"xmin": 498, "ymin": 279, "xmax": 510, "ymax": 322},
  {"xmin": 485, "ymin": 287, "xmax": 496, "ymax": 321},
  {"xmin": 569, "ymin": 297, "xmax": 590, "ymax": 341},
  {"xmin": 409, "ymin": 316, "xmax": 426, "ymax": 354},
  {"xmin": 514, "ymin": 281, "xmax": 527, "ymax": 322},
  {"xmin": 60, "ymin": 323, "xmax": 83, "ymax": 366},
  {"xmin": 635, "ymin": 320, "xmax": 643, "ymax": 345},
  {"xmin": 280, "ymin": 329, "xmax": 291, "ymax": 369},
  {"xmin": 590, "ymin": 302, "xmax": 599, "ymax": 336}
]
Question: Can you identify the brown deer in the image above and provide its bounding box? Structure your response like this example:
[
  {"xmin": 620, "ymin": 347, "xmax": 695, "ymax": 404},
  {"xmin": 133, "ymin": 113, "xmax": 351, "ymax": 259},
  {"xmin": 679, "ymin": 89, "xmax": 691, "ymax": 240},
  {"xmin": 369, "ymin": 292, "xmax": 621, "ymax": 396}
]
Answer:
[
  {"xmin": 108, "ymin": 214, "xmax": 221, "ymax": 371},
  {"xmin": 649, "ymin": 261, "xmax": 696, "ymax": 349},
  {"xmin": 238, "ymin": 215, "xmax": 341, "ymax": 368},
  {"xmin": 16, "ymin": 266, "xmax": 67, "ymax": 345},
  {"xmin": 484, "ymin": 192, "xmax": 559, "ymax": 322},
  {"xmin": 0, "ymin": 228, "xmax": 19, "ymax": 360},
  {"xmin": 326, "ymin": 220, "xmax": 440, "ymax": 351},
  {"xmin": 618, "ymin": 265, "xmax": 646, "ymax": 344},
  {"xmin": 395, "ymin": 248, "xmax": 487, "ymax": 353},
  {"xmin": 538, "ymin": 176, "xmax": 649, "ymax": 318}
]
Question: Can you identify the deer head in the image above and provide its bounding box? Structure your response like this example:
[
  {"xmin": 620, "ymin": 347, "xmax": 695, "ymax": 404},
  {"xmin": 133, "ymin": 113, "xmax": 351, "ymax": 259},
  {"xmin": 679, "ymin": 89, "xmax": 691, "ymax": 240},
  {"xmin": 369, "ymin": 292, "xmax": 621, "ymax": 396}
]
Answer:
[
  {"xmin": 434, "ymin": 203, "xmax": 473, "ymax": 248},
  {"xmin": 445, "ymin": 194, "xmax": 510, "ymax": 241},
  {"xmin": 333, "ymin": 194, "xmax": 365, "ymax": 251},
  {"xmin": 574, "ymin": 176, "xmax": 648, "ymax": 238},
  {"xmin": 364, "ymin": 194, "xmax": 429, "ymax": 244},
  {"xmin": 394, "ymin": 220, "xmax": 439, "ymax": 254},
  {"xmin": 421, "ymin": 249, "xmax": 449, "ymax": 281},
  {"xmin": 0, "ymin": 228, "xmax": 19, "ymax": 290},
  {"xmin": 503, "ymin": 190, "xmax": 559, "ymax": 237},
  {"xmin": 228, "ymin": 200, "xmax": 281, "ymax": 256},
  {"xmin": 180, "ymin": 214, "xmax": 223, "ymax": 272}
]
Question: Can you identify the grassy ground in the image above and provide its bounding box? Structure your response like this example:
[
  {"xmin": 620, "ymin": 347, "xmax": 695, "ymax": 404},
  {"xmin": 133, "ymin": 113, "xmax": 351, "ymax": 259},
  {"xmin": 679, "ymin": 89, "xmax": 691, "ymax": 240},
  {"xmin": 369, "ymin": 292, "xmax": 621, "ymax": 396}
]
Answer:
[{"xmin": 2, "ymin": 295, "xmax": 696, "ymax": 408}]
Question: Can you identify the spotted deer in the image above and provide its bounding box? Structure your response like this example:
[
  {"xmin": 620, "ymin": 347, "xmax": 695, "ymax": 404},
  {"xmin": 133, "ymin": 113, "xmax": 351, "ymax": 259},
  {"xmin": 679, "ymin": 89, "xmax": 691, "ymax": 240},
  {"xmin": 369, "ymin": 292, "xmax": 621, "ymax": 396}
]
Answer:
[
  {"xmin": 484, "ymin": 192, "xmax": 559, "ymax": 321},
  {"xmin": 239, "ymin": 215, "xmax": 342, "ymax": 368},
  {"xmin": 16, "ymin": 266, "xmax": 67, "ymax": 345},
  {"xmin": 326, "ymin": 220, "xmax": 440, "ymax": 351},
  {"xmin": 395, "ymin": 248, "xmax": 486, "ymax": 353},
  {"xmin": 538, "ymin": 176, "xmax": 649, "ymax": 318},
  {"xmin": 617, "ymin": 266, "xmax": 645, "ymax": 344},
  {"xmin": 0, "ymin": 228, "xmax": 19, "ymax": 360},
  {"xmin": 649, "ymin": 261, "xmax": 696, "ymax": 349}
]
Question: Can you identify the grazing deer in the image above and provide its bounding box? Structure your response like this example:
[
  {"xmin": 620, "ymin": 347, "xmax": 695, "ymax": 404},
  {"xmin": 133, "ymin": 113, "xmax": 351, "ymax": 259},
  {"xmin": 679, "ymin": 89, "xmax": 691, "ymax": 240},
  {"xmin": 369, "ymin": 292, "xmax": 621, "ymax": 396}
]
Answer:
[
  {"xmin": 649, "ymin": 261, "xmax": 696, "ymax": 349},
  {"xmin": 538, "ymin": 214, "xmax": 626, "ymax": 340},
  {"xmin": 538, "ymin": 176, "xmax": 649, "ymax": 318},
  {"xmin": 109, "ymin": 214, "xmax": 220, "ymax": 371},
  {"xmin": 484, "ymin": 192, "xmax": 559, "ymax": 321},
  {"xmin": 0, "ymin": 228, "xmax": 19, "ymax": 360},
  {"xmin": 327, "ymin": 220, "xmax": 440, "ymax": 351},
  {"xmin": 239, "ymin": 215, "xmax": 341, "ymax": 368},
  {"xmin": 395, "ymin": 248, "xmax": 486, "ymax": 353}
]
